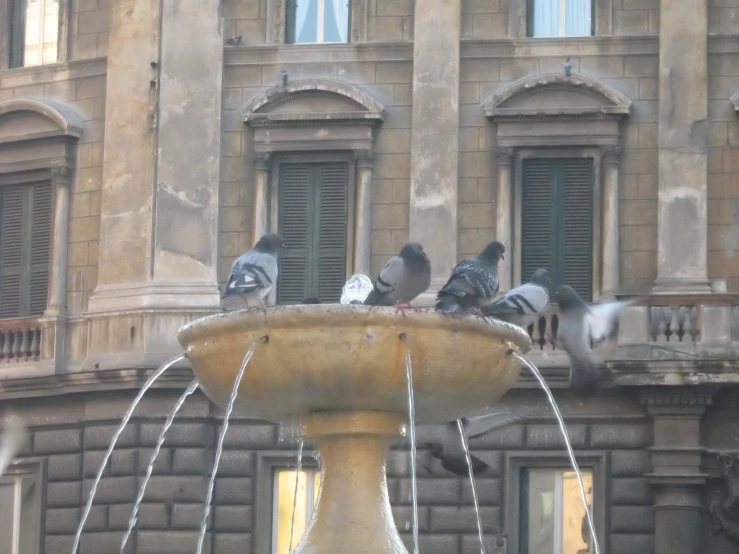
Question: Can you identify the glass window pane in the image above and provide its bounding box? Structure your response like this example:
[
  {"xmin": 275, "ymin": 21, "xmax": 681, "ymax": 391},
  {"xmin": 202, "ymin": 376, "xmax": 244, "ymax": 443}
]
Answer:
[
  {"xmin": 294, "ymin": 0, "xmax": 319, "ymax": 43},
  {"xmin": 0, "ymin": 481, "xmax": 17, "ymax": 554},
  {"xmin": 273, "ymin": 469, "xmax": 320, "ymax": 554},
  {"xmin": 323, "ymin": 0, "xmax": 349, "ymax": 42},
  {"xmin": 18, "ymin": 474, "xmax": 40, "ymax": 554},
  {"xmin": 565, "ymin": 0, "xmax": 591, "ymax": 36},
  {"xmin": 561, "ymin": 470, "xmax": 592, "ymax": 554},
  {"xmin": 531, "ymin": 0, "xmax": 560, "ymax": 37}
]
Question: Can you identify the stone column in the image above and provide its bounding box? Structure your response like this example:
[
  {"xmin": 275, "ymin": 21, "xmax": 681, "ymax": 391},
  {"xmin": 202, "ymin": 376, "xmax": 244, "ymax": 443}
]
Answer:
[
  {"xmin": 654, "ymin": 0, "xmax": 711, "ymax": 293},
  {"xmin": 46, "ymin": 165, "xmax": 71, "ymax": 318},
  {"xmin": 495, "ymin": 147, "xmax": 513, "ymax": 293},
  {"xmin": 253, "ymin": 153, "xmax": 271, "ymax": 242},
  {"xmin": 601, "ymin": 146, "xmax": 621, "ymax": 298},
  {"xmin": 409, "ymin": 0, "xmax": 461, "ymax": 302},
  {"xmin": 354, "ymin": 150, "xmax": 374, "ymax": 276},
  {"xmin": 641, "ymin": 389, "xmax": 712, "ymax": 554}
]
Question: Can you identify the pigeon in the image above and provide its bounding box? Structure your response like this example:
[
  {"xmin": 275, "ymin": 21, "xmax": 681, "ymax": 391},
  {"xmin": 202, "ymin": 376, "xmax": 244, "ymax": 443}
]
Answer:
[
  {"xmin": 478, "ymin": 268, "xmax": 551, "ymax": 328},
  {"xmin": 222, "ymin": 232, "xmax": 285, "ymax": 310},
  {"xmin": 301, "ymin": 296, "xmax": 322, "ymax": 304},
  {"xmin": 340, "ymin": 274, "xmax": 374, "ymax": 305},
  {"xmin": 363, "ymin": 242, "xmax": 431, "ymax": 313},
  {"xmin": 434, "ymin": 241, "xmax": 505, "ymax": 314},
  {"xmin": 422, "ymin": 411, "xmax": 526, "ymax": 477},
  {"xmin": 0, "ymin": 416, "xmax": 26, "ymax": 477},
  {"xmin": 552, "ymin": 285, "xmax": 637, "ymax": 397}
]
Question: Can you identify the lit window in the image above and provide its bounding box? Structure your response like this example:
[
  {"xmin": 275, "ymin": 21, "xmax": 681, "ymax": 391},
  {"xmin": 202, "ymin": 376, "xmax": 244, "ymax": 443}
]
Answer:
[
  {"xmin": 9, "ymin": 0, "xmax": 60, "ymax": 68},
  {"xmin": 527, "ymin": 0, "xmax": 593, "ymax": 37},
  {"xmin": 520, "ymin": 468, "xmax": 594, "ymax": 554},
  {"xmin": 286, "ymin": 0, "xmax": 350, "ymax": 44},
  {"xmin": 272, "ymin": 467, "xmax": 321, "ymax": 554},
  {"xmin": 0, "ymin": 464, "xmax": 42, "ymax": 554}
]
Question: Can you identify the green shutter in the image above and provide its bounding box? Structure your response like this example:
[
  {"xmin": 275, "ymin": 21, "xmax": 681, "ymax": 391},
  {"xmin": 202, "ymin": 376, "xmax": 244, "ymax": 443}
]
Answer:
[
  {"xmin": 315, "ymin": 163, "xmax": 348, "ymax": 302},
  {"xmin": 522, "ymin": 158, "xmax": 594, "ymax": 302},
  {"xmin": 561, "ymin": 159, "xmax": 594, "ymax": 302},
  {"xmin": 9, "ymin": 0, "xmax": 25, "ymax": 69},
  {"xmin": 277, "ymin": 162, "xmax": 349, "ymax": 304},
  {"xmin": 277, "ymin": 164, "xmax": 312, "ymax": 304},
  {"xmin": 0, "ymin": 183, "xmax": 52, "ymax": 318}
]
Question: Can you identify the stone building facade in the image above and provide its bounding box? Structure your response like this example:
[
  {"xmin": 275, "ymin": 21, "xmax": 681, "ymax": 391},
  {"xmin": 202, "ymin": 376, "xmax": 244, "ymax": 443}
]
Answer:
[{"xmin": 0, "ymin": 0, "xmax": 738, "ymax": 553}]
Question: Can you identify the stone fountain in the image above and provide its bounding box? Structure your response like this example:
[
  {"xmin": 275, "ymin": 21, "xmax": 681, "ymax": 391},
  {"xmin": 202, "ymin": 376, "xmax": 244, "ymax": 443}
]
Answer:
[{"xmin": 178, "ymin": 304, "xmax": 531, "ymax": 554}]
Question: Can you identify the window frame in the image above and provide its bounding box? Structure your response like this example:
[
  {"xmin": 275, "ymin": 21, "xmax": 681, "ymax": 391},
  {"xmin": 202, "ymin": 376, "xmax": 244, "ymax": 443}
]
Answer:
[
  {"xmin": 0, "ymin": 458, "xmax": 45, "ymax": 554},
  {"xmin": 285, "ymin": 0, "xmax": 352, "ymax": 45},
  {"xmin": 525, "ymin": 0, "xmax": 595, "ymax": 38},
  {"xmin": 504, "ymin": 451, "xmax": 609, "ymax": 554},
  {"xmin": 4, "ymin": 0, "xmax": 70, "ymax": 70},
  {"xmin": 513, "ymin": 147, "xmax": 603, "ymax": 299},
  {"xmin": 254, "ymin": 450, "xmax": 320, "ymax": 554},
  {"xmin": 266, "ymin": 0, "xmax": 367, "ymax": 45}
]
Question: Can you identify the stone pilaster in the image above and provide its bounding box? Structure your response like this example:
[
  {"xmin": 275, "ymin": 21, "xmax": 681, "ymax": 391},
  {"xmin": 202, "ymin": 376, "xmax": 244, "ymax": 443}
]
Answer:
[
  {"xmin": 84, "ymin": 0, "xmax": 224, "ymax": 369},
  {"xmin": 495, "ymin": 147, "xmax": 514, "ymax": 293},
  {"xmin": 354, "ymin": 150, "xmax": 374, "ymax": 277},
  {"xmin": 253, "ymin": 152, "xmax": 272, "ymax": 242},
  {"xmin": 601, "ymin": 146, "xmax": 621, "ymax": 298},
  {"xmin": 409, "ymin": 0, "xmax": 461, "ymax": 304},
  {"xmin": 654, "ymin": 0, "xmax": 711, "ymax": 293},
  {"xmin": 641, "ymin": 388, "xmax": 714, "ymax": 554}
]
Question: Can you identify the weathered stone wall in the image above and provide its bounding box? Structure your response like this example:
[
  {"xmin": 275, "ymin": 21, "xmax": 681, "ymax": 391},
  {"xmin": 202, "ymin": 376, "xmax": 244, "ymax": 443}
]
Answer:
[
  {"xmin": 613, "ymin": 0, "xmax": 659, "ymax": 35},
  {"xmin": 70, "ymin": 0, "xmax": 110, "ymax": 60},
  {"xmin": 709, "ymin": 0, "xmax": 739, "ymax": 34}
]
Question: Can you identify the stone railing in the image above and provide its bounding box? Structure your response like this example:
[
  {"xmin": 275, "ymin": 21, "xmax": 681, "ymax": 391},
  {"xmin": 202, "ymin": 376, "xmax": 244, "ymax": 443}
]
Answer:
[{"xmin": 0, "ymin": 318, "xmax": 43, "ymax": 364}]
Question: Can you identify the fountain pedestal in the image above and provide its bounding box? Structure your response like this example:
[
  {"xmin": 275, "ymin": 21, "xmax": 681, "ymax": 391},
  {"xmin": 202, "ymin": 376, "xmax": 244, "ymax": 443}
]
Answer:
[{"xmin": 297, "ymin": 411, "xmax": 407, "ymax": 554}]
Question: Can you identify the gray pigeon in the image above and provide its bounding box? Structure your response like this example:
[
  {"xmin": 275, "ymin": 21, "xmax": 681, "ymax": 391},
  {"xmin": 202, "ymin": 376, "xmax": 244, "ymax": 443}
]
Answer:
[
  {"xmin": 0, "ymin": 416, "xmax": 26, "ymax": 477},
  {"xmin": 301, "ymin": 296, "xmax": 321, "ymax": 304},
  {"xmin": 340, "ymin": 274, "xmax": 374, "ymax": 305},
  {"xmin": 364, "ymin": 242, "xmax": 431, "ymax": 312},
  {"xmin": 479, "ymin": 268, "xmax": 551, "ymax": 328},
  {"xmin": 422, "ymin": 411, "xmax": 526, "ymax": 476},
  {"xmin": 434, "ymin": 241, "xmax": 505, "ymax": 314},
  {"xmin": 222, "ymin": 233, "xmax": 285, "ymax": 309},
  {"xmin": 552, "ymin": 285, "xmax": 637, "ymax": 396}
]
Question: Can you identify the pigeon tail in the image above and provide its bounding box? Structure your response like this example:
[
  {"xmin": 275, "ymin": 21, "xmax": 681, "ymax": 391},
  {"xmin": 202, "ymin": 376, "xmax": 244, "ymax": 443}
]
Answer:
[{"xmin": 569, "ymin": 359, "xmax": 603, "ymax": 397}]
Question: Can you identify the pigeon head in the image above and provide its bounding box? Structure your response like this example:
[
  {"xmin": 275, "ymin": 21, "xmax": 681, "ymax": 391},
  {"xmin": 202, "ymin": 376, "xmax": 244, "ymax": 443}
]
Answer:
[
  {"xmin": 530, "ymin": 268, "xmax": 552, "ymax": 288},
  {"xmin": 254, "ymin": 232, "xmax": 285, "ymax": 254},
  {"xmin": 301, "ymin": 296, "xmax": 322, "ymax": 304},
  {"xmin": 399, "ymin": 242, "xmax": 430, "ymax": 265},
  {"xmin": 552, "ymin": 284, "xmax": 585, "ymax": 311},
  {"xmin": 479, "ymin": 241, "xmax": 506, "ymax": 264}
]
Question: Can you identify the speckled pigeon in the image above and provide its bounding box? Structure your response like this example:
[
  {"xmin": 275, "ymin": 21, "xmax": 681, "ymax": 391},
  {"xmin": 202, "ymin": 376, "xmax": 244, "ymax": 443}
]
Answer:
[{"xmin": 479, "ymin": 268, "xmax": 551, "ymax": 328}]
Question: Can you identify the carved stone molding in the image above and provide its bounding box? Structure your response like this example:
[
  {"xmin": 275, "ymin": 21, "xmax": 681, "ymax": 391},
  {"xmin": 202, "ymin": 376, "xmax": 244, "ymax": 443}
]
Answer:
[
  {"xmin": 51, "ymin": 164, "xmax": 73, "ymax": 184},
  {"xmin": 639, "ymin": 387, "xmax": 716, "ymax": 416},
  {"xmin": 495, "ymin": 147, "xmax": 514, "ymax": 165},
  {"xmin": 253, "ymin": 153, "xmax": 271, "ymax": 171},
  {"xmin": 354, "ymin": 149, "xmax": 374, "ymax": 169},
  {"xmin": 602, "ymin": 145, "xmax": 622, "ymax": 165}
]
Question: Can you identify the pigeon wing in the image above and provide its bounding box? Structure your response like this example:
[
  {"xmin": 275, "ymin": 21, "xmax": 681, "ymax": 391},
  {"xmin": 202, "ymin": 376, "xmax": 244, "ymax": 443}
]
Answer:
[
  {"xmin": 227, "ymin": 251, "xmax": 277, "ymax": 294},
  {"xmin": 364, "ymin": 256, "xmax": 405, "ymax": 305},
  {"xmin": 482, "ymin": 283, "xmax": 548, "ymax": 323},
  {"xmin": 586, "ymin": 299, "xmax": 636, "ymax": 345}
]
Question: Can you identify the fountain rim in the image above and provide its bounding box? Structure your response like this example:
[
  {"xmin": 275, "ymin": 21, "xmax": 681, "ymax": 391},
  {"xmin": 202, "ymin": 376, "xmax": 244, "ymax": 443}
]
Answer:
[{"xmin": 177, "ymin": 304, "xmax": 533, "ymax": 353}]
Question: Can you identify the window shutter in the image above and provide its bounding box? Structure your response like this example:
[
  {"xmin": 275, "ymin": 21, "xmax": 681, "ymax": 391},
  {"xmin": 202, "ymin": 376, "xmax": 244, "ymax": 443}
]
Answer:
[
  {"xmin": 9, "ymin": 0, "xmax": 25, "ymax": 68},
  {"xmin": 561, "ymin": 159, "xmax": 594, "ymax": 301},
  {"xmin": 285, "ymin": 0, "xmax": 297, "ymax": 44},
  {"xmin": 29, "ymin": 183, "xmax": 52, "ymax": 315},
  {"xmin": 277, "ymin": 164, "xmax": 312, "ymax": 304},
  {"xmin": 314, "ymin": 163, "xmax": 348, "ymax": 303},
  {"xmin": 0, "ymin": 186, "xmax": 26, "ymax": 318},
  {"xmin": 522, "ymin": 159, "xmax": 555, "ymax": 285}
]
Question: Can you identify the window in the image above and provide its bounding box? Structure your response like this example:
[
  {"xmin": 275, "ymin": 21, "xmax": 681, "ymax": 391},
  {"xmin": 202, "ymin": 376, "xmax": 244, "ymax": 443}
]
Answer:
[
  {"xmin": 272, "ymin": 467, "xmax": 321, "ymax": 554},
  {"xmin": 522, "ymin": 158, "xmax": 593, "ymax": 301},
  {"xmin": 277, "ymin": 162, "xmax": 349, "ymax": 304},
  {"xmin": 9, "ymin": 0, "xmax": 60, "ymax": 68},
  {"xmin": 0, "ymin": 463, "xmax": 42, "ymax": 554},
  {"xmin": 0, "ymin": 183, "xmax": 52, "ymax": 319},
  {"xmin": 520, "ymin": 468, "xmax": 594, "ymax": 554},
  {"xmin": 527, "ymin": 0, "xmax": 593, "ymax": 37},
  {"xmin": 286, "ymin": 0, "xmax": 350, "ymax": 44}
]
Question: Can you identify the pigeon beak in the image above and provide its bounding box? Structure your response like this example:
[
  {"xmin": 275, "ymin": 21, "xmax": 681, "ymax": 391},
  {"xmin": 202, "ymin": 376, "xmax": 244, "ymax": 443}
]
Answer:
[
  {"xmin": 280, "ymin": 244, "xmax": 287, "ymax": 250},
  {"xmin": 501, "ymin": 253, "xmax": 505, "ymax": 260}
]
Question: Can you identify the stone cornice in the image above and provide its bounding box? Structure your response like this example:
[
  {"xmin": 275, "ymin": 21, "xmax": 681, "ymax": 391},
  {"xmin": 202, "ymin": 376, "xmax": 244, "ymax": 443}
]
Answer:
[
  {"xmin": 0, "ymin": 57, "xmax": 107, "ymax": 87},
  {"xmin": 638, "ymin": 387, "xmax": 716, "ymax": 415}
]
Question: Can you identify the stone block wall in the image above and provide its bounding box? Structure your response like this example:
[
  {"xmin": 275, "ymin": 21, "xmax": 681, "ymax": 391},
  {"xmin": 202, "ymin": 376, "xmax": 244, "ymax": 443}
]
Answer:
[
  {"xmin": 709, "ymin": 0, "xmax": 739, "ymax": 34},
  {"xmin": 613, "ymin": 0, "xmax": 659, "ymax": 35},
  {"xmin": 70, "ymin": 0, "xmax": 110, "ymax": 60}
]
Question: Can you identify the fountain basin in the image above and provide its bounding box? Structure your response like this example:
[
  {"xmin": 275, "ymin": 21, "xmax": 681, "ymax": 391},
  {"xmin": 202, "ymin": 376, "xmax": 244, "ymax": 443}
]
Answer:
[
  {"xmin": 177, "ymin": 305, "xmax": 531, "ymax": 553},
  {"xmin": 178, "ymin": 305, "xmax": 532, "ymax": 424}
]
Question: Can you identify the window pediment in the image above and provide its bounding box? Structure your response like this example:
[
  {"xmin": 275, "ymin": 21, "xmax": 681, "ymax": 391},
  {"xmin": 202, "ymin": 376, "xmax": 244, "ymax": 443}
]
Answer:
[
  {"xmin": 240, "ymin": 79, "xmax": 386, "ymax": 128},
  {"xmin": 483, "ymin": 73, "xmax": 632, "ymax": 121},
  {"xmin": 0, "ymin": 99, "xmax": 83, "ymax": 143}
]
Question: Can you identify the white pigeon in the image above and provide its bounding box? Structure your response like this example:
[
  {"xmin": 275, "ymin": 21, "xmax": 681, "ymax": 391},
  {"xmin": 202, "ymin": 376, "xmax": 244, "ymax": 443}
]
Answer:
[
  {"xmin": 363, "ymin": 242, "xmax": 431, "ymax": 312},
  {"xmin": 340, "ymin": 274, "xmax": 373, "ymax": 305},
  {"xmin": 553, "ymin": 285, "xmax": 638, "ymax": 396},
  {"xmin": 222, "ymin": 233, "xmax": 285, "ymax": 309},
  {"xmin": 0, "ymin": 416, "xmax": 26, "ymax": 477},
  {"xmin": 479, "ymin": 268, "xmax": 551, "ymax": 328}
]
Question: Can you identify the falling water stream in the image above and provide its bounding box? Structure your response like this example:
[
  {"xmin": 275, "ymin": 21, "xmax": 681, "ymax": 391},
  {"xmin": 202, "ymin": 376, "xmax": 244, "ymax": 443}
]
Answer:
[
  {"xmin": 403, "ymin": 346, "xmax": 420, "ymax": 554},
  {"xmin": 120, "ymin": 379, "xmax": 200, "ymax": 551},
  {"xmin": 288, "ymin": 439, "xmax": 305, "ymax": 552},
  {"xmin": 515, "ymin": 354, "xmax": 601, "ymax": 554},
  {"xmin": 71, "ymin": 354, "xmax": 184, "ymax": 554},
  {"xmin": 457, "ymin": 419, "xmax": 485, "ymax": 554},
  {"xmin": 196, "ymin": 342, "xmax": 258, "ymax": 554}
]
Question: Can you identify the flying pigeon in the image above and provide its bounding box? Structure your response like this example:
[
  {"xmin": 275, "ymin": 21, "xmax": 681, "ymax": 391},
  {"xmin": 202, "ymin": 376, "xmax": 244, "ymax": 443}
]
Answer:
[
  {"xmin": 222, "ymin": 233, "xmax": 285, "ymax": 310},
  {"xmin": 340, "ymin": 274, "xmax": 374, "ymax": 305},
  {"xmin": 301, "ymin": 296, "xmax": 322, "ymax": 304},
  {"xmin": 478, "ymin": 268, "xmax": 551, "ymax": 328},
  {"xmin": 422, "ymin": 411, "xmax": 526, "ymax": 477},
  {"xmin": 364, "ymin": 242, "xmax": 431, "ymax": 314},
  {"xmin": 0, "ymin": 416, "xmax": 26, "ymax": 477},
  {"xmin": 434, "ymin": 241, "xmax": 505, "ymax": 314},
  {"xmin": 552, "ymin": 285, "xmax": 637, "ymax": 396}
]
